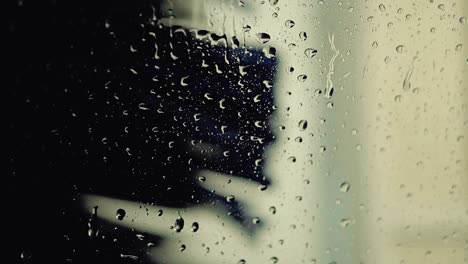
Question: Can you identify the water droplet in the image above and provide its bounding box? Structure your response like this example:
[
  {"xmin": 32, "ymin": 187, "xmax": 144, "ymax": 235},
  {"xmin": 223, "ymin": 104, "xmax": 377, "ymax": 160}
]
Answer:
[
  {"xmin": 120, "ymin": 254, "xmax": 138, "ymax": 260},
  {"xmin": 304, "ymin": 48, "xmax": 318, "ymax": 58},
  {"xmin": 437, "ymin": 4, "xmax": 444, "ymax": 11},
  {"xmin": 270, "ymin": 256, "xmax": 279, "ymax": 263},
  {"xmin": 179, "ymin": 244, "xmax": 186, "ymax": 252},
  {"xmin": 191, "ymin": 222, "xmax": 199, "ymax": 232},
  {"xmin": 299, "ymin": 31, "xmax": 308, "ymax": 41},
  {"xmin": 455, "ymin": 44, "xmax": 463, "ymax": 51},
  {"xmin": 138, "ymin": 103, "xmax": 150, "ymax": 111},
  {"xmin": 269, "ymin": 206, "xmax": 277, "ymax": 215},
  {"xmin": 269, "ymin": 0, "xmax": 279, "ymax": 5},
  {"xmin": 226, "ymin": 195, "xmax": 235, "ymax": 203},
  {"xmin": 258, "ymin": 184, "xmax": 267, "ymax": 191},
  {"xmin": 263, "ymin": 46, "xmax": 276, "ymax": 58},
  {"xmin": 297, "ymin": 74, "xmax": 308, "ymax": 82},
  {"xmin": 20, "ymin": 249, "xmax": 32, "ymax": 260},
  {"xmin": 340, "ymin": 182, "xmax": 351, "ymax": 192},
  {"xmin": 372, "ymin": 41, "xmax": 378, "ymax": 48},
  {"xmin": 252, "ymin": 217, "xmax": 261, "ymax": 224},
  {"xmin": 255, "ymin": 33, "xmax": 271, "ymax": 44},
  {"xmin": 340, "ymin": 218, "xmax": 353, "ymax": 227},
  {"xmin": 396, "ymin": 45, "xmax": 404, "ymax": 53},
  {"xmin": 285, "ymin": 20, "xmax": 295, "ymax": 28},
  {"xmin": 180, "ymin": 76, "xmax": 189, "ymax": 86},
  {"xmin": 295, "ymin": 136, "xmax": 303, "ymax": 143},
  {"xmin": 394, "ymin": 94, "xmax": 402, "ymax": 102},
  {"xmin": 298, "ymin": 120, "xmax": 308, "ymax": 131},
  {"xmin": 287, "ymin": 66, "xmax": 295, "ymax": 74},
  {"xmin": 173, "ymin": 213, "xmax": 184, "ymax": 232},
  {"xmin": 288, "ymin": 156, "xmax": 297, "ymax": 163},
  {"xmin": 384, "ymin": 56, "xmax": 391, "ymax": 64},
  {"xmin": 460, "ymin": 17, "xmax": 467, "ymax": 25},
  {"xmin": 378, "ymin": 4, "xmax": 386, "ymax": 12},
  {"xmin": 157, "ymin": 209, "xmax": 163, "ymax": 216},
  {"xmin": 116, "ymin": 209, "xmax": 126, "ymax": 220}
]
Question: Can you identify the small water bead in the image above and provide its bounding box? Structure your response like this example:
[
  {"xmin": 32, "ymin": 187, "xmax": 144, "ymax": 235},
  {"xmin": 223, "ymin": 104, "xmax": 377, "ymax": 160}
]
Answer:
[
  {"xmin": 198, "ymin": 176, "xmax": 206, "ymax": 182},
  {"xmin": 285, "ymin": 20, "xmax": 295, "ymax": 28},
  {"xmin": 226, "ymin": 195, "xmax": 235, "ymax": 203},
  {"xmin": 299, "ymin": 31, "xmax": 308, "ymax": 41},
  {"xmin": 173, "ymin": 213, "xmax": 185, "ymax": 232},
  {"xmin": 340, "ymin": 181, "xmax": 351, "ymax": 192},
  {"xmin": 288, "ymin": 156, "xmax": 297, "ymax": 163},
  {"xmin": 255, "ymin": 33, "xmax": 271, "ymax": 44},
  {"xmin": 269, "ymin": 0, "xmax": 278, "ymax": 5},
  {"xmin": 295, "ymin": 136, "xmax": 303, "ymax": 143},
  {"xmin": 157, "ymin": 209, "xmax": 163, "ymax": 216},
  {"xmin": 179, "ymin": 244, "xmax": 186, "ymax": 252},
  {"xmin": 304, "ymin": 48, "xmax": 318, "ymax": 58},
  {"xmin": 460, "ymin": 17, "xmax": 466, "ymax": 25},
  {"xmin": 394, "ymin": 94, "xmax": 402, "ymax": 102},
  {"xmin": 297, "ymin": 74, "xmax": 308, "ymax": 82},
  {"xmin": 252, "ymin": 217, "xmax": 261, "ymax": 224},
  {"xmin": 20, "ymin": 250, "xmax": 32, "ymax": 260},
  {"xmin": 298, "ymin": 120, "xmax": 308, "ymax": 131},
  {"xmin": 116, "ymin": 209, "xmax": 126, "ymax": 220},
  {"xmin": 396, "ymin": 45, "xmax": 404, "ymax": 53},
  {"xmin": 340, "ymin": 218, "xmax": 353, "ymax": 227},
  {"xmin": 269, "ymin": 206, "xmax": 277, "ymax": 215},
  {"xmin": 437, "ymin": 4, "xmax": 444, "ymax": 11},
  {"xmin": 379, "ymin": 4, "xmax": 386, "ymax": 12},
  {"xmin": 191, "ymin": 222, "xmax": 199, "ymax": 232}
]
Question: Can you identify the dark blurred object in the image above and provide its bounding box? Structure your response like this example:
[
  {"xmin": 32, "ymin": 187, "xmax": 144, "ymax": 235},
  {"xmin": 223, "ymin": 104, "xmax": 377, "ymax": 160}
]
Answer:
[{"xmin": 6, "ymin": 1, "xmax": 276, "ymax": 263}]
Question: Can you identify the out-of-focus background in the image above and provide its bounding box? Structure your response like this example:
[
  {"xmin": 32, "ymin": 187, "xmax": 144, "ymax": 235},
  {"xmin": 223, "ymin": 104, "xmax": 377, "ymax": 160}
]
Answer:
[{"xmin": 6, "ymin": 0, "xmax": 467, "ymax": 263}]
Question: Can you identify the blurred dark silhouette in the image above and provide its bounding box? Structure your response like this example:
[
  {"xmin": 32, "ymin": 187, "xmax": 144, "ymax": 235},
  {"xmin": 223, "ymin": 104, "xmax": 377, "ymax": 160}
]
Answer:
[{"xmin": 6, "ymin": 1, "xmax": 276, "ymax": 263}]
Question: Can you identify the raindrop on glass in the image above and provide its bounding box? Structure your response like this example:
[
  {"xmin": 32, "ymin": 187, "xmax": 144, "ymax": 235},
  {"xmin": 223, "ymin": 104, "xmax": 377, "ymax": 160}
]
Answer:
[
  {"xmin": 226, "ymin": 195, "xmax": 236, "ymax": 203},
  {"xmin": 297, "ymin": 74, "xmax": 308, "ymax": 82},
  {"xmin": 340, "ymin": 182, "xmax": 351, "ymax": 192},
  {"xmin": 304, "ymin": 48, "xmax": 318, "ymax": 58},
  {"xmin": 396, "ymin": 45, "xmax": 404, "ymax": 53},
  {"xmin": 191, "ymin": 222, "xmax": 199, "ymax": 232},
  {"xmin": 255, "ymin": 33, "xmax": 271, "ymax": 44},
  {"xmin": 285, "ymin": 20, "xmax": 295, "ymax": 28},
  {"xmin": 378, "ymin": 4, "xmax": 386, "ymax": 12},
  {"xmin": 116, "ymin": 209, "xmax": 126, "ymax": 221},
  {"xmin": 460, "ymin": 17, "xmax": 467, "ymax": 25},
  {"xmin": 269, "ymin": 206, "xmax": 277, "ymax": 215},
  {"xmin": 298, "ymin": 120, "xmax": 308, "ymax": 131},
  {"xmin": 179, "ymin": 244, "xmax": 186, "ymax": 252},
  {"xmin": 252, "ymin": 217, "xmax": 261, "ymax": 224},
  {"xmin": 20, "ymin": 250, "xmax": 32, "ymax": 260},
  {"xmin": 173, "ymin": 213, "xmax": 184, "ymax": 232},
  {"xmin": 299, "ymin": 31, "xmax": 308, "ymax": 41}
]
